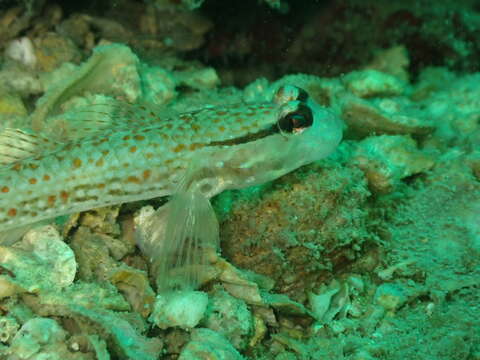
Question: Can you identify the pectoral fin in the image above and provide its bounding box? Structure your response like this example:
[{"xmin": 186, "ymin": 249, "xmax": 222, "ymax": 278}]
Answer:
[{"xmin": 136, "ymin": 190, "xmax": 219, "ymax": 292}]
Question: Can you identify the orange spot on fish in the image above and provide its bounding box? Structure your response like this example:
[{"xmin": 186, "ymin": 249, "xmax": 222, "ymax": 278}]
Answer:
[
  {"xmin": 145, "ymin": 152, "xmax": 154, "ymax": 159},
  {"xmin": 98, "ymin": 183, "xmax": 106, "ymax": 189},
  {"xmin": 43, "ymin": 174, "xmax": 51, "ymax": 181},
  {"xmin": 143, "ymin": 170, "xmax": 151, "ymax": 180},
  {"xmin": 7, "ymin": 208, "xmax": 16, "ymax": 217},
  {"xmin": 126, "ymin": 176, "xmax": 140, "ymax": 184},
  {"xmin": 29, "ymin": 178, "xmax": 37, "ymax": 185},
  {"xmin": 123, "ymin": 135, "xmax": 131, "ymax": 141},
  {"xmin": 12, "ymin": 163, "xmax": 21, "ymax": 171},
  {"xmin": 96, "ymin": 158, "xmax": 104, "ymax": 167},
  {"xmin": 47, "ymin": 195, "xmax": 56, "ymax": 207},
  {"xmin": 134, "ymin": 135, "xmax": 145, "ymax": 141},
  {"xmin": 180, "ymin": 114, "xmax": 193, "ymax": 122},
  {"xmin": 172, "ymin": 144, "xmax": 186, "ymax": 153},
  {"xmin": 60, "ymin": 191, "xmax": 69, "ymax": 203},
  {"xmin": 189, "ymin": 143, "xmax": 203, "ymax": 151},
  {"xmin": 218, "ymin": 126, "xmax": 225, "ymax": 132},
  {"xmin": 72, "ymin": 158, "xmax": 82, "ymax": 169},
  {"xmin": 102, "ymin": 150, "xmax": 110, "ymax": 156},
  {"xmin": 1, "ymin": 186, "xmax": 9, "ymax": 193},
  {"xmin": 29, "ymin": 163, "xmax": 39, "ymax": 170},
  {"xmin": 130, "ymin": 146, "xmax": 137, "ymax": 153}
]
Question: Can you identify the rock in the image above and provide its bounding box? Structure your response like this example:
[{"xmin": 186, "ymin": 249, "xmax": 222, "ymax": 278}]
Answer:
[
  {"xmin": 218, "ymin": 260, "xmax": 264, "ymax": 306},
  {"xmin": 0, "ymin": 316, "xmax": 19, "ymax": 344},
  {"xmin": 342, "ymin": 96, "xmax": 434, "ymax": 137},
  {"xmin": 175, "ymin": 67, "xmax": 220, "ymax": 90},
  {"xmin": 70, "ymin": 306, "xmax": 162, "ymax": 360},
  {"xmin": 30, "ymin": 43, "xmax": 141, "ymax": 132},
  {"xmin": 374, "ymin": 283, "xmax": 408, "ymax": 311},
  {"xmin": 365, "ymin": 45, "xmax": 410, "ymax": 82},
  {"xmin": 70, "ymin": 226, "xmax": 117, "ymax": 282},
  {"xmin": 264, "ymin": 293, "xmax": 311, "ymax": 317},
  {"xmin": 4, "ymin": 37, "xmax": 37, "ymax": 69},
  {"xmin": 219, "ymin": 161, "xmax": 371, "ymax": 302},
  {"xmin": 33, "ymin": 33, "xmax": 81, "ymax": 72},
  {"xmin": 140, "ymin": 65, "xmax": 177, "ymax": 105},
  {"xmin": 109, "ymin": 266, "xmax": 155, "ymax": 318},
  {"xmin": 203, "ymin": 288, "xmax": 253, "ymax": 350},
  {"xmin": 308, "ymin": 279, "xmax": 349, "ymax": 323},
  {"xmin": 353, "ymin": 135, "xmax": 435, "ymax": 194},
  {"xmin": 0, "ymin": 93, "xmax": 27, "ymax": 117},
  {"xmin": 0, "ymin": 225, "xmax": 76, "ymax": 296},
  {"xmin": 6, "ymin": 318, "xmax": 87, "ymax": 360},
  {"xmin": 23, "ymin": 282, "xmax": 130, "ymax": 317},
  {"xmin": 179, "ymin": 328, "xmax": 244, "ymax": 360},
  {"xmin": 150, "ymin": 291, "xmax": 208, "ymax": 330},
  {"xmin": 342, "ymin": 69, "xmax": 406, "ymax": 98}
]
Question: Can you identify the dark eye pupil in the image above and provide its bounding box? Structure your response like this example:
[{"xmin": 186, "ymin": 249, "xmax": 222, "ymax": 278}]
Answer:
[
  {"xmin": 278, "ymin": 104, "xmax": 313, "ymax": 133},
  {"xmin": 296, "ymin": 88, "xmax": 309, "ymax": 102}
]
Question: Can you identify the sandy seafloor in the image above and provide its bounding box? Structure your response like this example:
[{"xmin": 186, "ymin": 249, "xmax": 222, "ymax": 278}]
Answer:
[{"xmin": 0, "ymin": 0, "xmax": 478, "ymax": 359}]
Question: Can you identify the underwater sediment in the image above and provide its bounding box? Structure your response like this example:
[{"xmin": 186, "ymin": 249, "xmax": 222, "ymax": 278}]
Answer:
[{"xmin": 0, "ymin": 0, "xmax": 479, "ymax": 359}]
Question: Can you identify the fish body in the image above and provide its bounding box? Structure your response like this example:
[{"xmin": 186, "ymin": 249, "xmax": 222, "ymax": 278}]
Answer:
[
  {"xmin": 0, "ymin": 85, "xmax": 343, "ymax": 290},
  {"xmin": 0, "ymin": 102, "xmax": 277, "ymax": 230}
]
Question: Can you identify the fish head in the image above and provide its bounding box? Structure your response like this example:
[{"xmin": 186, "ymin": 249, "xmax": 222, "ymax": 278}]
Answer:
[{"xmin": 225, "ymin": 84, "xmax": 343, "ymax": 187}]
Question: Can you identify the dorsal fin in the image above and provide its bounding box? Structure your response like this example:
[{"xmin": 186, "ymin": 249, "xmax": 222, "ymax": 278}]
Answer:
[
  {"xmin": 0, "ymin": 128, "xmax": 61, "ymax": 165},
  {"xmin": 0, "ymin": 100, "xmax": 173, "ymax": 165},
  {"xmin": 42, "ymin": 99, "xmax": 173, "ymax": 141}
]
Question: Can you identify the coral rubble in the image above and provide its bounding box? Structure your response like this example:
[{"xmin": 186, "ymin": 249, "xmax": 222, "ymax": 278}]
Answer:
[{"xmin": 0, "ymin": 0, "xmax": 478, "ymax": 359}]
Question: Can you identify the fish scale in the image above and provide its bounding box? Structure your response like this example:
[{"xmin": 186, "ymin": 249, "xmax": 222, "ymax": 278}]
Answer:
[{"xmin": 0, "ymin": 101, "xmax": 282, "ymax": 231}]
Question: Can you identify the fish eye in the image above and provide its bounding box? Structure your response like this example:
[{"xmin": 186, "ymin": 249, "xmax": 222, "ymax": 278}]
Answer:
[
  {"xmin": 274, "ymin": 85, "xmax": 309, "ymax": 105},
  {"xmin": 277, "ymin": 103, "xmax": 313, "ymax": 134},
  {"xmin": 295, "ymin": 88, "xmax": 309, "ymax": 102}
]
